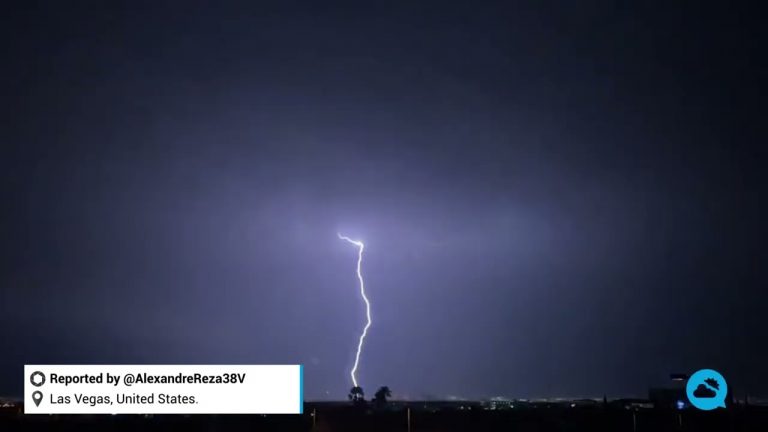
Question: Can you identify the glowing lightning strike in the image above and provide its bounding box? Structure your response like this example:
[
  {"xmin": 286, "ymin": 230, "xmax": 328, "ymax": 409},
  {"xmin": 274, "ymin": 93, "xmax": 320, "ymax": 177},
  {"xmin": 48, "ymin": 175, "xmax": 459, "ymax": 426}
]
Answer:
[{"xmin": 337, "ymin": 233, "xmax": 371, "ymax": 388}]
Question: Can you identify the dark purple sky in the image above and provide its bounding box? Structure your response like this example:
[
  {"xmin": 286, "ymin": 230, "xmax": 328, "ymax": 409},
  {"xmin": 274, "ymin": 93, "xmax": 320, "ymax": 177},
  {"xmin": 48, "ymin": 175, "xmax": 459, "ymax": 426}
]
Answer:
[{"xmin": 1, "ymin": 2, "xmax": 765, "ymax": 400}]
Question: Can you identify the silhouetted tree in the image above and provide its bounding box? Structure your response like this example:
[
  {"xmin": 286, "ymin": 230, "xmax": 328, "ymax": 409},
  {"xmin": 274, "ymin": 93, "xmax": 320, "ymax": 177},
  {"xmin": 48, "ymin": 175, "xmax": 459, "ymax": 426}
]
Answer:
[
  {"xmin": 373, "ymin": 386, "xmax": 392, "ymax": 408},
  {"xmin": 348, "ymin": 386, "xmax": 365, "ymax": 405}
]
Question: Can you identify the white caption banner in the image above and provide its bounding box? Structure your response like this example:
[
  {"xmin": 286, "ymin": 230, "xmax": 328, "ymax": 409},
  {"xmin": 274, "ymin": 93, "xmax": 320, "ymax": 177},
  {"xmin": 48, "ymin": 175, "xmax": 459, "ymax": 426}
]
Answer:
[{"xmin": 24, "ymin": 364, "xmax": 303, "ymax": 414}]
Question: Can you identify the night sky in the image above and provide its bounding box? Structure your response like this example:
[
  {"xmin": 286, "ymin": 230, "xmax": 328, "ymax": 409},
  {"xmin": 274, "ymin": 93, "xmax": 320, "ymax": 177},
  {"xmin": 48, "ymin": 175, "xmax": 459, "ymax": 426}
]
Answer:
[{"xmin": 1, "ymin": 2, "xmax": 765, "ymax": 400}]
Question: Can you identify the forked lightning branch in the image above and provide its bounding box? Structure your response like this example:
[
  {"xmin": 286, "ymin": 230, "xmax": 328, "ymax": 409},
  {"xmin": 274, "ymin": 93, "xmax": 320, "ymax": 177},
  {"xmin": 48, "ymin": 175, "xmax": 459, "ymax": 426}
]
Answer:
[{"xmin": 337, "ymin": 233, "xmax": 372, "ymax": 388}]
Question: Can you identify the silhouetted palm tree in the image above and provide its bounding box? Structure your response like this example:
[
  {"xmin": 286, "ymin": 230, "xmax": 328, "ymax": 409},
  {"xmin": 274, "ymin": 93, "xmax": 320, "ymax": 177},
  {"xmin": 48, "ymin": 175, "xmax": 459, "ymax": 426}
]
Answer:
[
  {"xmin": 373, "ymin": 386, "xmax": 391, "ymax": 407},
  {"xmin": 348, "ymin": 386, "xmax": 365, "ymax": 405}
]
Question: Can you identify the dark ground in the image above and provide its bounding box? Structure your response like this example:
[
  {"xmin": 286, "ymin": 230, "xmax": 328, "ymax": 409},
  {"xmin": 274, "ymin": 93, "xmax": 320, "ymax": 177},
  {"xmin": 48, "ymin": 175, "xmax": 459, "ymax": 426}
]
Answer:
[{"xmin": 2, "ymin": 403, "xmax": 768, "ymax": 431}]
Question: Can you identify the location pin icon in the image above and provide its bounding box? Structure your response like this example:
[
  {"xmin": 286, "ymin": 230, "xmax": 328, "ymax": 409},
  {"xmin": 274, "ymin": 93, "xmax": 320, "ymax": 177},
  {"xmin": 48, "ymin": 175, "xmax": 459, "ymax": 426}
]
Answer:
[{"xmin": 32, "ymin": 391, "xmax": 43, "ymax": 407}]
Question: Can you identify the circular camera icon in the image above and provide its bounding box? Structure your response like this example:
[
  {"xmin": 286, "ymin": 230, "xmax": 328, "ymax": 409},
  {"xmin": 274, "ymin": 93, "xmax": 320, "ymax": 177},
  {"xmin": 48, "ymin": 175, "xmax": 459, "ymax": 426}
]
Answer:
[{"xmin": 30, "ymin": 371, "xmax": 46, "ymax": 387}]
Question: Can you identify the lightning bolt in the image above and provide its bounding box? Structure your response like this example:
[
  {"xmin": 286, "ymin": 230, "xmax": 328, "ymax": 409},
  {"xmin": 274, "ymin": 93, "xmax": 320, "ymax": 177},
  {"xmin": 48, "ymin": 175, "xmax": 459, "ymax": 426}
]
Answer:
[{"xmin": 338, "ymin": 233, "xmax": 371, "ymax": 388}]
